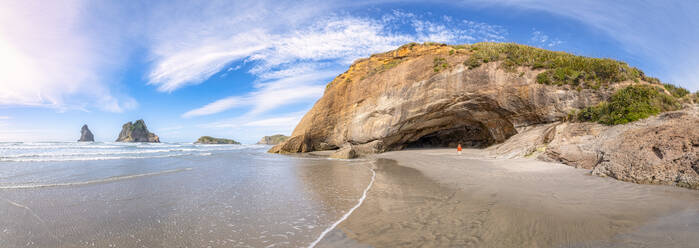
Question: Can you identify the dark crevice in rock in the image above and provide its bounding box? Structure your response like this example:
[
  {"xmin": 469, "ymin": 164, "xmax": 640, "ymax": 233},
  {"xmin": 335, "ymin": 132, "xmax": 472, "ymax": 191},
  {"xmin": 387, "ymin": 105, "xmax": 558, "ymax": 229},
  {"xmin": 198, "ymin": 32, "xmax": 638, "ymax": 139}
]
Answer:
[
  {"xmin": 652, "ymin": 146, "xmax": 664, "ymax": 159},
  {"xmin": 406, "ymin": 125, "xmax": 494, "ymax": 148}
]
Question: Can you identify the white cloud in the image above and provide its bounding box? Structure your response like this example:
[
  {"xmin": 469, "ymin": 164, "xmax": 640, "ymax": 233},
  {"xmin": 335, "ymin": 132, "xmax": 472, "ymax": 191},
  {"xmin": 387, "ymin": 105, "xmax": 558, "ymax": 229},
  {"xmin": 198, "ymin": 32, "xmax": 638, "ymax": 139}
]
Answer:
[
  {"xmin": 148, "ymin": 31, "xmax": 270, "ymax": 92},
  {"xmin": 530, "ymin": 29, "xmax": 563, "ymax": 47},
  {"xmin": 243, "ymin": 116, "xmax": 303, "ymax": 127},
  {"xmin": 182, "ymin": 70, "xmax": 333, "ymax": 118},
  {"xmin": 172, "ymin": 10, "xmax": 509, "ymax": 118},
  {"xmin": 196, "ymin": 111, "xmax": 308, "ymax": 143},
  {"xmin": 248, "ymin": 16, "xmax": 415, "ymax": 72},
  {"xmin": 182, "ymin": 97, "xmax": 245, "ymax": 118},
  {"xmin": 202, "ymin": 111, "xmax": 307, "ymax": 130},
  {"xmin": 0, "ymin": 1, "xmax": 136, "ymax": 112}
]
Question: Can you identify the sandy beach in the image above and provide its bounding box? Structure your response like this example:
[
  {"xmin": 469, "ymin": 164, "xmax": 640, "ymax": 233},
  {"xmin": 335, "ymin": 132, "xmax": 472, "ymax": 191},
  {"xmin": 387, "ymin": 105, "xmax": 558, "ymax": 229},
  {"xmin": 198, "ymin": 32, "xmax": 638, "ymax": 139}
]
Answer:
[
  {"xmin": 317, "ymin": 148, "xmax": 699, "ymax": 248},
  {"xmin": 0, "ymin": 145, "xmax": 373, "ymax": 248},
  {"xmin": 1, "ymin": 145, "xmax": 697, "ymax": 247}
]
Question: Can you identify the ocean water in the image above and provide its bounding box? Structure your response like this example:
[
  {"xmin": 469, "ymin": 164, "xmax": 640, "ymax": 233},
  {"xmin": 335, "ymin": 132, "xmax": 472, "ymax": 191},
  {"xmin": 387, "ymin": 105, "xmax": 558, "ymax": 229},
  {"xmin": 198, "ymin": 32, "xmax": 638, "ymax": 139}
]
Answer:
[{"xmin": 0, "ymin": 142, "xmax": 373, "ymax": 247}]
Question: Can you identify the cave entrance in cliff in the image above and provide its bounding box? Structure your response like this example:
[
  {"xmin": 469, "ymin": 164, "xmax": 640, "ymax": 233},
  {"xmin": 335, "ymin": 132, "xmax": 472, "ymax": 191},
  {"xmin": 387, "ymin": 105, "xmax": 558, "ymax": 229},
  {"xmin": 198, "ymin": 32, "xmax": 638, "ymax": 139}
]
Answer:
[{"xmin": 405, "ymin": 125, "xmax": 495, "ymax": 149}]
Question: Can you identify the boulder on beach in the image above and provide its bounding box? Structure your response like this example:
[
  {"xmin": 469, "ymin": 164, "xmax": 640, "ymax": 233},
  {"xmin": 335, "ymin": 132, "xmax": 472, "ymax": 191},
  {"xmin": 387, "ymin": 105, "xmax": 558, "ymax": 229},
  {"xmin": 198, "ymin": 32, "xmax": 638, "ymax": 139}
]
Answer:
[
  {"xmin": 78, "ymin": 124, "xmax": 94, "ymax": 142},
  {"xmin": 116, "ymin": 119, "xmax": 160, "ymax": 142}
]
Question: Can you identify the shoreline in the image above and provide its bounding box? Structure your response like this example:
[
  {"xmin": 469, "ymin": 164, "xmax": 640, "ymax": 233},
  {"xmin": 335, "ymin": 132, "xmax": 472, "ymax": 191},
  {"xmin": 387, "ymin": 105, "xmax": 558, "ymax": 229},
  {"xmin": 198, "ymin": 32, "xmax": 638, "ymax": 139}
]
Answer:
[{"xmin": 316, "ymin": 148, "xmax": 699, "ymax": 248}]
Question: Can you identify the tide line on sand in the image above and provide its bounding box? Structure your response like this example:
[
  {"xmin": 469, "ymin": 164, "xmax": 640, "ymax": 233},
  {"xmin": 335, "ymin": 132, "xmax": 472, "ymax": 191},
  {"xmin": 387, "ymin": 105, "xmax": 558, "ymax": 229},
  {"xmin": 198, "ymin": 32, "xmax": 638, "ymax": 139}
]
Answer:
[
  {"xmin": 307, "ymin": 163, "xmax": 376, "ymax": 248},
  {"xmin": 0, "ymin": 167, "xmax": 193, "ymax": 190}
]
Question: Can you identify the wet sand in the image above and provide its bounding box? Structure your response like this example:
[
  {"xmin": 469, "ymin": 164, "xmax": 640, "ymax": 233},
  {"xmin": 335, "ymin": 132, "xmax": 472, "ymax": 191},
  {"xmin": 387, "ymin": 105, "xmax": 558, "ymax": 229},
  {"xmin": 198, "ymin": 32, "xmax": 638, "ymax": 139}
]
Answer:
[
  {"xmin": 317, "ymin": 148, "xmax": 699, "ymax": 248},
  {"xmin": 0, "ymin": 150, "xmax": 373, "ymax": 248}
]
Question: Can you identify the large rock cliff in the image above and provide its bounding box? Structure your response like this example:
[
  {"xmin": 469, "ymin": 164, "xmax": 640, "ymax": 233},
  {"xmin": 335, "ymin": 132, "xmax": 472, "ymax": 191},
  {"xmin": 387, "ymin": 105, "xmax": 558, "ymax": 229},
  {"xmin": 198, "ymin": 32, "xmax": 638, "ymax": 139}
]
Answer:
[
  {"xmin": 271, "ymin": 43, "xmax": 627, "ymax": 154},
  {"xmin": 78, "ymin": 124, "xmax": 94, "ymax": 142},
  {"xmin": 116, "ymin": 119, "xmax": 160, "ymax": 142},
  {"xmin": 270, "ymin": 42, "xmax": 698, "ymax": 189}
]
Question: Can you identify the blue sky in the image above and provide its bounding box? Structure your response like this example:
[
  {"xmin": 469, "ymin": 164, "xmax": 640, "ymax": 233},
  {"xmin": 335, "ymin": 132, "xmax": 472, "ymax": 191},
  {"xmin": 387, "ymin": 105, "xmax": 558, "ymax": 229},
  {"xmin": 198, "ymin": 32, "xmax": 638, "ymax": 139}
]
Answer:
[{"xmin": 1, "ymin": 0, "xmax": 698, "ymax": 143}]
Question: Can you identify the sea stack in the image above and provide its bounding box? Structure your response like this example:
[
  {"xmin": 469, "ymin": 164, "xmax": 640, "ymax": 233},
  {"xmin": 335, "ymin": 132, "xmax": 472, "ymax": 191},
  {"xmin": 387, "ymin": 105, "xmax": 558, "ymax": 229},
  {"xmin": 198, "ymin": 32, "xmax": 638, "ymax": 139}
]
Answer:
[
  {"xmin": 78, "ymin": 124, "xmax": 94, "ymax": 142},
  {"xmin": 116, "ymin": 119, "xmax": 160, "ymax": 142},
  {"xmin": 256, "ymin": 134, "xmax": 289, "ymax": 145}
]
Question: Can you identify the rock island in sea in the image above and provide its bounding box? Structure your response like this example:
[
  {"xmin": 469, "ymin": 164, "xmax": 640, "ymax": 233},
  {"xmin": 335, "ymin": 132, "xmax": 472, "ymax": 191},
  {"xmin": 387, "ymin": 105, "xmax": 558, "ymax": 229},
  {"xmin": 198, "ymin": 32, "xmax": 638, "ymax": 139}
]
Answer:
[
  {"xmin": 78, "ymin": 124, "xmax": 94, "ymax": 142},
  {"xmin": 116, "ymin": 119, "xmax": 160, "ymax": 142},
  {"xmin": 195, "ymin": 136, "xmax": 241, "ymax": 144}
]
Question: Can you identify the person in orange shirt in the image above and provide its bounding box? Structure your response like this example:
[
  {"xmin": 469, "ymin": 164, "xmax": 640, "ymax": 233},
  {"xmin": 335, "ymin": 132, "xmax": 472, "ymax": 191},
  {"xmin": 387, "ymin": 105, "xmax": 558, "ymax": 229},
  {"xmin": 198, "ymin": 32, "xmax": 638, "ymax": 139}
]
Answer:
[{"xmin": 457, "ymin": 144, "xmax": 462, "ymax": 155}]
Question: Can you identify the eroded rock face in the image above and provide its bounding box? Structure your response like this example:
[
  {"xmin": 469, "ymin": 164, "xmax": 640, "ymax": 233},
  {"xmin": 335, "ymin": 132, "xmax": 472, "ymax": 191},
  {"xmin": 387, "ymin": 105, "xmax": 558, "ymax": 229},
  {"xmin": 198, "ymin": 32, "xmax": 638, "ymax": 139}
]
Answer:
[
  {"xmin": 269, "ymin": 42, "xmax": 697, "ymax": 189},
  {"xmin": 491, "ymin": 108, "xmax": 699, "ymax": 189},
  {"xmin": 78, "ymin": 124, "xmax": 94, "ymax": 142},
  {"xmin": 116, "ymin": 119, "xmax": 160, "ymax": 143},
  {"xmin": 590, "ymin": 114, "xmax": 699, "ymax": 189},
  {"xmin": 270, "ymin": 43, "xmax": 615, "ymax": 154}
]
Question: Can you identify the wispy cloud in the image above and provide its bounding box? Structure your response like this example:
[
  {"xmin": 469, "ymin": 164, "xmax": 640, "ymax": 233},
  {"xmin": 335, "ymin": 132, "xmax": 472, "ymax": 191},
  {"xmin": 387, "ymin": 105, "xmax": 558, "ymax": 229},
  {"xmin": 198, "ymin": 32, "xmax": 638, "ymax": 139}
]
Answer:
[
  {"xmin": 197, "ymin": 111, "xmax": 308, "ymax": 142},
  {"xmin": 175, "ymin": 10, "xmax": 508, "ymax": 118},
  {"xmin": 182, "ymin": 71, "xmax": 333, "ymax": 118},
  {"xmin": 243, "ymin": 116, "xmax": 304, "ymax": 127},
  {"xmin": 530, "ymin": 29, "xmax": 563, "ymax": 47},
  {"xmin": 148, "ymin": 32, "xmax": 270, "ymax": 92},
  {"xmin": 0, "ymin": 1, "xmax": 136, "ymax": 112},
  {"xmin": 202, "ymin": 111, "xmax": 307, "ymax": 129},
  {"xmin": 182, "ymin": 97, "xmax": 245, "ymax": 118}
]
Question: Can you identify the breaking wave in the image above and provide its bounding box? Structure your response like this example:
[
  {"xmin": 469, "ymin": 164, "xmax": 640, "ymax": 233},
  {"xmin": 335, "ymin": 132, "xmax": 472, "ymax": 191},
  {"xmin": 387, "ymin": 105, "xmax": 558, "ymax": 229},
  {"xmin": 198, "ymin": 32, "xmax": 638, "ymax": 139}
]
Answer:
[{"xmin": 0, "ymin": 142, "xmax": 258, "ymax": 162}]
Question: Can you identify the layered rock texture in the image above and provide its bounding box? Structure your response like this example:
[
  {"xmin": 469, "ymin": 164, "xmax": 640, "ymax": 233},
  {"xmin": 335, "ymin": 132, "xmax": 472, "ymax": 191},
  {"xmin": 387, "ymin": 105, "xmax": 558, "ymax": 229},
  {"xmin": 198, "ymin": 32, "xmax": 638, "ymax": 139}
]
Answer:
[
  {"xmin": 116, "ymin": 119, "xmax": 160, "ymax": 142},
  {"xmin": 78, "ymin": 124, "xmax": 94, "ymax": 142},
  {"xmin": 491, "ymin": 107, "xmax": 699, "ymax": 189},
  {"xmin": 195, "ymin": 136, "xmax": 240, "ymax": 144},
  {"xmin": 271, "ymin": 42, "xmax": 629, "ymax": 154},
  {"xmin": 257, "ymin": 135, "xmax": 289, "ymax": 145},
  {"xmin": 271, "ymin": 42, "xmax": 698, "ymax": 189}
]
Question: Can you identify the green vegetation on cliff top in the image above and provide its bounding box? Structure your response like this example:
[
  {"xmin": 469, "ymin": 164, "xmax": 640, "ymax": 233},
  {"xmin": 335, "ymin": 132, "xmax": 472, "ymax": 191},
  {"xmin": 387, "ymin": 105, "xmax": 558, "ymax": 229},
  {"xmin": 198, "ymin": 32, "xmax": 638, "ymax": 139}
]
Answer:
[
  {"xmin": 573, "ymin": 84, "xmax": 681, "ymax": 125},
  {"xmin": 452, "ymin": 43, "xmax": 693, "ymax": 125},
  {"xmin": 459, "ymin": 42, "xmax": 652, "ymax": 89},
  {"xmin": 359, "ymin": 42, "xmax": 696, "ymax": 125},
  {"xmin": 195, "ymin": 136, "xmax": 240, "ymax": 144},
  {"xmin": 370, "ymin": 42, "xmax": 691, "ymax": 95},
  {"xmin": 662, "ymin": 83, "xmax": 691, "ymax": 98}
]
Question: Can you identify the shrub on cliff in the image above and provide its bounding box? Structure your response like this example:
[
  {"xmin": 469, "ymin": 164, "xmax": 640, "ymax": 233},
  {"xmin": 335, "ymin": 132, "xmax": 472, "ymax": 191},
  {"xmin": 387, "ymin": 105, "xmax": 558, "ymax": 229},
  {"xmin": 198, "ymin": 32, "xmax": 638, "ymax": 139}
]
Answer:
[
  {"xmin": 662, "ymin": 83, "xmax": 690, "ymax": 98},
  {"xmin": 433, "ymin": 57, "xmax": 448, "ymax": 72},
  {"xmin": 461, "ymin": 42, "xmax": 653, "ymax": 88},
  {"xmin": 576, "ymin": 84, "xmax": 680, "ymax": 125}
]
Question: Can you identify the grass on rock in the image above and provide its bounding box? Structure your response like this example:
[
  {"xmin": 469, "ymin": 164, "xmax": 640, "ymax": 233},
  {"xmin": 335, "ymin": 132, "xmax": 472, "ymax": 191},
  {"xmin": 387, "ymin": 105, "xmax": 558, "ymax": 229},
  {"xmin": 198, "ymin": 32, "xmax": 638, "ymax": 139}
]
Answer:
[
  {"xmin": 433, "ymin": 57, "xmax": 448, "ymax": 72},
  {"xmin": 663, "ymin": 83, "xmax": 690, "ymax": 98},
  {"xmin": 574, "ymin": 84, "xmax": 680, "ymax": 125},
  {"xmin": 459, "ymin": 42, "xmax": 654, "ymax": 89}
]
